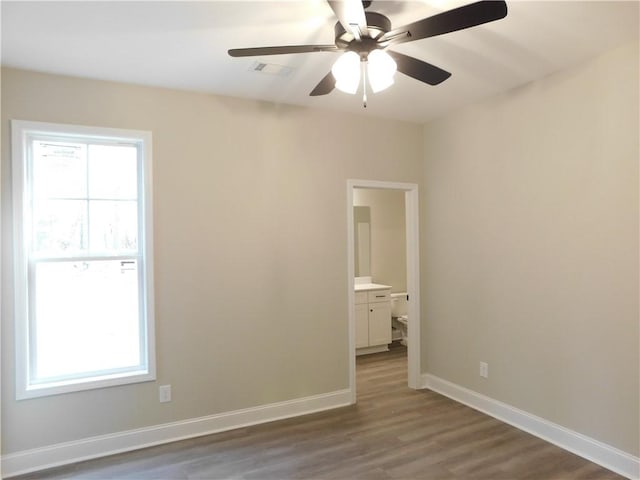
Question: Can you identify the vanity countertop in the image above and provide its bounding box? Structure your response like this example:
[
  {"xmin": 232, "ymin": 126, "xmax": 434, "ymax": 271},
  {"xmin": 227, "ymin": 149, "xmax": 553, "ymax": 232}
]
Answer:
[{"xmin": 354, "ymin": 282, "xmax": 392, "ymax": 292}]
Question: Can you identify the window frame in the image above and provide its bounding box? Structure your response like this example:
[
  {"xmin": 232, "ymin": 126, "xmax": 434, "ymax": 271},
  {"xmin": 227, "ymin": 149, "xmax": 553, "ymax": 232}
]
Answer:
[{"xmin": 12, "ymin": 120, "xmax": 156, "ymax": 400}]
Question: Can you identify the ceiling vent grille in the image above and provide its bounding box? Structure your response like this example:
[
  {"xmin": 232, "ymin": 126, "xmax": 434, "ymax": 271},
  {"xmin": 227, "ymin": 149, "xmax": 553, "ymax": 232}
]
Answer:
[{"xmin": 250, "ymin": 61, "xmax": 293, "ymax": 77}]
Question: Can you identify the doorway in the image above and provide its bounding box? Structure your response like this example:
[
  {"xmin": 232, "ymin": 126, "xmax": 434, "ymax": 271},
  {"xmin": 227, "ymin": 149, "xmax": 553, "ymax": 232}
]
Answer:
[{"xmin": 346, "ymin": 180, "xmax": 421, "ymax": 402}]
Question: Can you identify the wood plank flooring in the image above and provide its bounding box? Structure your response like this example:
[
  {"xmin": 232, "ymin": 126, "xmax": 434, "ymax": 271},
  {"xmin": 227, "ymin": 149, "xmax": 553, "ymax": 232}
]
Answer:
[{"xmin": 14, "ymin": 343, "xmax": 623, "ymax": 479}]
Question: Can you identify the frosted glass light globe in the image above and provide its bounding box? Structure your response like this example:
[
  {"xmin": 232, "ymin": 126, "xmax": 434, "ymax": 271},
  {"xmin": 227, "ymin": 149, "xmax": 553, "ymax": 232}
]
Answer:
[
  {"xmin": 367, "ymin": 49, "xmax": 397, "ymax": 93},
  {"xmin": 332, "ymin": 51, "xmax": 361, "ymax": 94}
]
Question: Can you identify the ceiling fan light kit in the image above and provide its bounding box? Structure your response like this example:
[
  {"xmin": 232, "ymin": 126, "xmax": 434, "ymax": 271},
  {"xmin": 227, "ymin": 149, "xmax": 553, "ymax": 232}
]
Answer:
[
  {"xmin": 228, "ymin": 0, "xmax": 508, "ymax": 105},
  {"xmin": 331, "ymin": 49, "xmax": 397, "ymax": 95}
]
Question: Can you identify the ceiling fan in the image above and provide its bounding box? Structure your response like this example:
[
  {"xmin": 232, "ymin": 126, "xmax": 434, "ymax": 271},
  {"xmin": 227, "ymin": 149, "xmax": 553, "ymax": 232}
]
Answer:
[{"xmin": 228, "ymin": 0, "xmax": 508, "ymax": 103}]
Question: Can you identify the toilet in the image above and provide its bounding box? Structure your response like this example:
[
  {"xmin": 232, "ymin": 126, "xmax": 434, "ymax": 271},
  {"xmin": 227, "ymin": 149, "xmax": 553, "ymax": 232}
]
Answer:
[{"xmin": 390, "ymin": 293, "xmax": 409, "ymax": 346}]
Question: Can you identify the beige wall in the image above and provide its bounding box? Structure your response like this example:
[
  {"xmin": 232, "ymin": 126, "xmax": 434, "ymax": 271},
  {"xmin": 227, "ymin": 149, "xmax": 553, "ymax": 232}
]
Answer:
[
  {"xmin": 422, "ymin": 40, "xmax": 639, "ymax": 455},
  {"xmin": 353, "ymin": 188, "xmax": 407, "ymax": 292},
  {"xmin": 0, "ymin": 68, "xmax": 424, "ymax": 453}
]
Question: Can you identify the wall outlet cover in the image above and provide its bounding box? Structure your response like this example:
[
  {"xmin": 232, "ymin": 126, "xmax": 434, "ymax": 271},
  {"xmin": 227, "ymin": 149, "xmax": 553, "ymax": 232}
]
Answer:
[{"xmin": 159, "ymin": 385, "xmax": 172, "ymax": 403}]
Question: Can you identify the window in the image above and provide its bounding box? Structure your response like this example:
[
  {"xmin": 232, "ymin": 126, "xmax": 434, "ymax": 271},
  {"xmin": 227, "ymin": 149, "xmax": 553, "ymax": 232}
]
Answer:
[{"xmin": 12, "ymin": 120, "xmax": 155, "ymax": 399}]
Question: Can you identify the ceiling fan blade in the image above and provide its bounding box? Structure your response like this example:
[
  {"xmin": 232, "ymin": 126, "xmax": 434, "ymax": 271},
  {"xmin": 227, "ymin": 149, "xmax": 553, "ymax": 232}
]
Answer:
[
  {"xmin": 228, "ymin": 45, "xmax": 339, "ymax": 57},
  {"xmin": 380, "ymin": 1, "xmax": 507, "ymax": 46},
  {"xmin": 327, "ymin": 0, "xmax": 368, "ymax": 38},
  {"xmin": 387, "ymin": 51, "xmax": 451, "ymax": 86},
  {"xmin": 309, "ymin": 71, "xmax": 336, "ymax": 96}
]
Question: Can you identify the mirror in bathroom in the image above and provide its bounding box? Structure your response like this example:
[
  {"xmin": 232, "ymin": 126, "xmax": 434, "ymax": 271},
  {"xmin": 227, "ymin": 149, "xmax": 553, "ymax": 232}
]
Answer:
[{"xmin": 354, "ymin": 206, "xmax": 371, "ymax": 277}]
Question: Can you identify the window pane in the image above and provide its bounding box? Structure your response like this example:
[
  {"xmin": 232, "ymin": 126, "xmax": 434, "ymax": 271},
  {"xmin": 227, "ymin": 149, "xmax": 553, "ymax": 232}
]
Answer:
[
  {"xmin": 13, "ymin": 120, "xmax": 153, "ymax": 399},
  {"xmin": 33, "ymin": 199, "xmax": 87, "ymax": 255},
  {"xmin": 88, "ymin": 144, "xmax": 138, "ymax": 199},
  {"xmin": 33, "ymin": 259, "xmax": 141, "ymax": 382},
  {"xmin": 32, "ymin": 140, "xmax": 87, "ymax": 199},
  {"xmin": 89, "ymin": 200, "xmax": 138, "ymax": 253}
]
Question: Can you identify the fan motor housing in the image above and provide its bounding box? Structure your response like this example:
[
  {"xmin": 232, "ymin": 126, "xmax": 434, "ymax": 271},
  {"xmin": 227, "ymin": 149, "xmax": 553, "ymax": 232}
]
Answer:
[{"xmin": 334, "ymin": 12, "xmax": 391, "ymax": 51}]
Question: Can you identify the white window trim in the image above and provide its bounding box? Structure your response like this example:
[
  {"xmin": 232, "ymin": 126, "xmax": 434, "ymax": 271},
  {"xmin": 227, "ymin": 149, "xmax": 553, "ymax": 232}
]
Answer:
[{"xmin": 12, "ymin": 119, "xmax": 156, "ymax": 400}]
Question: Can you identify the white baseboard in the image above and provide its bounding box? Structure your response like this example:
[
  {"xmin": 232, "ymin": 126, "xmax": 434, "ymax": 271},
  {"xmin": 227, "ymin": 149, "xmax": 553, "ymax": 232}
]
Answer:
[
  {"xmin": 422, "ymin": 374, "xmax": 639, "ymax": 480},
  {"xmin": 2, "ymin": 388, "xmax": 352, "ymax": 478}
]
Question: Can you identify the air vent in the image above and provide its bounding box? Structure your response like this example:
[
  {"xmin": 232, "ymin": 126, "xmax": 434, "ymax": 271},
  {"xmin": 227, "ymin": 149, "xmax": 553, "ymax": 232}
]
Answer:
[{"xmin": 250, "ymin": 61, "xmax": 293, "ymax": 77}]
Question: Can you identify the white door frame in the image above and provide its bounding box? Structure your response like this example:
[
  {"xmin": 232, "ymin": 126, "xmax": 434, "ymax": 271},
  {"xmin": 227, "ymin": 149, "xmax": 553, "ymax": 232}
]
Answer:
[{"xmin": 347, "ymin": 179, "xmax": 421, "ymax": 402}]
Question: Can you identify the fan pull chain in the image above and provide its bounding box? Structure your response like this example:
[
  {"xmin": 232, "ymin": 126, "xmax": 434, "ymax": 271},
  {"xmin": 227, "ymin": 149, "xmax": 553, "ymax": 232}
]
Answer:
[{"xmin": 361, "ymin": 60, "xmax": 367, "ymax": 108}]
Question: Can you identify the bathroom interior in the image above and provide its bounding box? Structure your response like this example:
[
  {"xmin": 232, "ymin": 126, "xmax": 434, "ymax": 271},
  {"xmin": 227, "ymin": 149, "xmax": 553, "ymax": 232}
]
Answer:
[{"xmin": 353, "ymin": 187, "xmax": 408, "ymax": 358}]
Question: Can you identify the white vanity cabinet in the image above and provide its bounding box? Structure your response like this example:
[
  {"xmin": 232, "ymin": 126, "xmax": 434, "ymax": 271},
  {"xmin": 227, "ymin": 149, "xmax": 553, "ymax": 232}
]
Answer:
[{"xmin": 355, "ymin": 285, "xmax": 392, "ymax": 355}]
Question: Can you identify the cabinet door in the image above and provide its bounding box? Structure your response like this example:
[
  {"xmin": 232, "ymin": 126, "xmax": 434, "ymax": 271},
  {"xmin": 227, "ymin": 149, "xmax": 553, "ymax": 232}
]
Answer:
[
  {"xmin": 355, "ymin": 303, "xmax": 369, "ymax": 348},
  {"xmin": 368, "ymin": 302, "xmax": 391, "ymax": 346}
]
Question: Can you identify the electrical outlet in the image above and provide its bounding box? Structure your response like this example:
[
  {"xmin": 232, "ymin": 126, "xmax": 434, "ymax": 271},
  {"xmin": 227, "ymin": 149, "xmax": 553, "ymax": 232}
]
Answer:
[
  {"xmin": 159, "ymin": 384, "xmax": 172, "ymax": 403},
  {"xmin": 480, "ymin": 362, "xmax": 489, "ymax": 378}
]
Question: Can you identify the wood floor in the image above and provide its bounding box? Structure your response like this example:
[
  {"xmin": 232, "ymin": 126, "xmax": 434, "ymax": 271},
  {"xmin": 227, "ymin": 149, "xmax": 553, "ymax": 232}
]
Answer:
[{"xmin": 15, "ymin": 343, "xmax": 623, "ymax": 480}]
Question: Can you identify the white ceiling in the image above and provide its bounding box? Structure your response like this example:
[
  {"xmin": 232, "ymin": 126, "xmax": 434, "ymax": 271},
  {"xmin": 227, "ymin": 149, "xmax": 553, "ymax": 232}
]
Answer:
[{"xmin": 1, "ymin": 1, "xmax": 638, "ymax": 124}]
